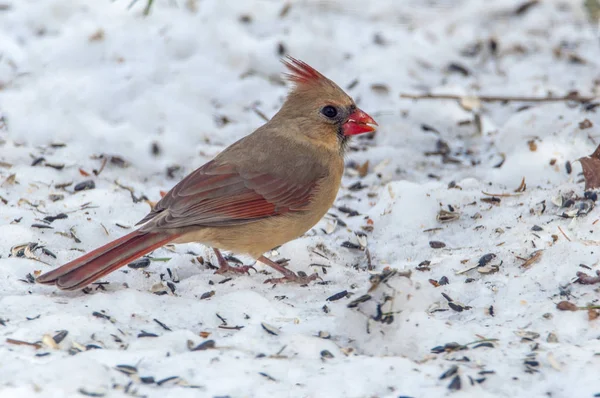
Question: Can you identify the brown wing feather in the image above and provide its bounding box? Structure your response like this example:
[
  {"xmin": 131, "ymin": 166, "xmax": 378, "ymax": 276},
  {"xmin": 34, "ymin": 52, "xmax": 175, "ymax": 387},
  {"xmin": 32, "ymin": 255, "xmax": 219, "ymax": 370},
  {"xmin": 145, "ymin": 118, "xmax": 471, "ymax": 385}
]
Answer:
[{"xmin": 137, "ymin": 160, "xmax": 319, "ymax": 230}]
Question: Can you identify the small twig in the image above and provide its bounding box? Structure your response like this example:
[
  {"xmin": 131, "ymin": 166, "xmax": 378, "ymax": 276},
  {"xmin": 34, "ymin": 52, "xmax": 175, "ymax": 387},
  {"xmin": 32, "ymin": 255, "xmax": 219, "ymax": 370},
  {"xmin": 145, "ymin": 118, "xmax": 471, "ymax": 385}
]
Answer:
[
  {"xmin": 400, "ymin": 93, "xmax": 596, "ymax": 103},
  {"xmin": 557, "ymin": 226, "xmax": 571, "ymax": 242},
  {"xmin": 481, "ymin": 191, "xmax": 523, "ymax": 197}
]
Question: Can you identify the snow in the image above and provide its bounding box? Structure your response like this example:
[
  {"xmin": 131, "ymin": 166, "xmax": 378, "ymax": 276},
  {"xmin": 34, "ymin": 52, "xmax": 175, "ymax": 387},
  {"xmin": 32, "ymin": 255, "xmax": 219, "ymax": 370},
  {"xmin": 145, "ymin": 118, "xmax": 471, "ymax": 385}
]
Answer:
[{"xmin": 1, "ymin": 0, "xmax": 600, "ymax": 397}]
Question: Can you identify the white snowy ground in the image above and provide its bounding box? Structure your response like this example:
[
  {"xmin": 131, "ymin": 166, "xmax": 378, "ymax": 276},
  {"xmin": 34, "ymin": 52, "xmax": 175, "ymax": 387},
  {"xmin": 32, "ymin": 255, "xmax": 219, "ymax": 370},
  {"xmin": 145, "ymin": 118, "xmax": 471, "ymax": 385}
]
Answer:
[{"xmin": 1, "ymin": 0, "xmax": 600, "ymax": 397}]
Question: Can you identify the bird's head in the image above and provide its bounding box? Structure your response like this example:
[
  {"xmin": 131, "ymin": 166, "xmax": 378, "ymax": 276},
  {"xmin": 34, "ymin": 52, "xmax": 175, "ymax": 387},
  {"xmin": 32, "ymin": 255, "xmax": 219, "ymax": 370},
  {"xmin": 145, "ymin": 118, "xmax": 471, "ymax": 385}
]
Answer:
[{"xmin": 274, "ymin": 56, "xmax": 378, "ymax": 151}]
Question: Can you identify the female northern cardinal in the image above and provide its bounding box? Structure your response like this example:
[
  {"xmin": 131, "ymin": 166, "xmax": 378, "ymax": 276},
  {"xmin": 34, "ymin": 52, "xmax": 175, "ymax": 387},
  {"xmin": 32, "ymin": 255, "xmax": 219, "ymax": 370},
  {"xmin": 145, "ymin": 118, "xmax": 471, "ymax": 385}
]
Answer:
[{"xmin": 36, "ymin": 57, "xmax": 377, "ymax": 290}]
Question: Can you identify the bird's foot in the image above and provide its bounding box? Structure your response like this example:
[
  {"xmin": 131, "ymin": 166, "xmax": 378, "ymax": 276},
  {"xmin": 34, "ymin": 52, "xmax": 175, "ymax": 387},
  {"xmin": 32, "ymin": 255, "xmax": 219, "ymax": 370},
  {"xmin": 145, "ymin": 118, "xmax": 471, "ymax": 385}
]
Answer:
[
  {"xmin": 258, "ymin": 255, "xmax": 319, "ymax": 284},
  {"xmin": 264, "ymin": 270, "xmax": 320, "ymax": 285},
  {"xmin": 215, "ymin": 262, "xmax": 256, "ymax": 275},
  {"xmin": 213, "ymin": 248, "xmax": 256, "ymax": 275}
]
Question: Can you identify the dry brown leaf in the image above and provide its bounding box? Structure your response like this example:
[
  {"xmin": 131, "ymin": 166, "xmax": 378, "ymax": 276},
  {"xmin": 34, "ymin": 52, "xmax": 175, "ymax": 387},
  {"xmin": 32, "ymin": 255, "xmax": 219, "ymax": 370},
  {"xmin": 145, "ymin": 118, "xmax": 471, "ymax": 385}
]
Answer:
[{"xmin": 578, "ymin": 144, "xmax": 600, "ymax": 190}]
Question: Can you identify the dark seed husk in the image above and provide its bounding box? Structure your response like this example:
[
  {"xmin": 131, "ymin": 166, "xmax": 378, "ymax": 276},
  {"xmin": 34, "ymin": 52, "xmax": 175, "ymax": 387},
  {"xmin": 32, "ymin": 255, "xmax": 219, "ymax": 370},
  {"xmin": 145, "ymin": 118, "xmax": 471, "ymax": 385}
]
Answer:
[
  {"xmin": 74, "ymin": 180, "xmax": 95, "ymax": 191},
  {"xmin": 52, "ymin": 330, "xmax": 68, "ymax": 344},
  {"xmin": 115, "ymin": 364, "xmax": 138, "ymax": 375},
  {"xmin": 326, "ymin": 290, "xmax": 348, "ymax": 301},
  {"xmin": 478, "ymin": 253, "xmax": 496, "ymax": 267},
  {"xmin": 440, "ymin": 365, "xmax": 459, "ymax": 379},
  {"xmin": 347, "ymin": 294, "xmax": 371, "ymax": 308},
  {"xmin": 188, "ymin": 339, "xmax": 216, "ymax": 351},
  {"xmin": 448, "ymin": 375, "xmax": 462, "ymax": 390},
  {"xmin": 128, "ymin": 258, "xmax": 151, "ymax": 269},
  {"xmin": 320, "ymin": 350, "xmax": 334, "ymax": 359},
  {"xmin": 261, "ymin": 322, "xmax": 279, "ymax": 336}
]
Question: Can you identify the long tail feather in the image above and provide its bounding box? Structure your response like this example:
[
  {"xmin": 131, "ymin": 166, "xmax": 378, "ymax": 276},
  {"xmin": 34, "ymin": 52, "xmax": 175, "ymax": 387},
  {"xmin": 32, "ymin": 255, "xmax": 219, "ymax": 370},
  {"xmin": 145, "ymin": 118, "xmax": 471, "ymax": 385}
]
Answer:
[{"xmin": 36, "ymin": 230, "xmax": 179, "ymax": 291}]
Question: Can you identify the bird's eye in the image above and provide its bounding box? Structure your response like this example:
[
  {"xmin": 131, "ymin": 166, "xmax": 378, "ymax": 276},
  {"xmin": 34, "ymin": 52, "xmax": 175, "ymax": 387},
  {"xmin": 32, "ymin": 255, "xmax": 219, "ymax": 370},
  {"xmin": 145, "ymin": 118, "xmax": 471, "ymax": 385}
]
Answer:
[{"xmin": 321, "ymin": 105, "xmax": 338, "ymax": 119}]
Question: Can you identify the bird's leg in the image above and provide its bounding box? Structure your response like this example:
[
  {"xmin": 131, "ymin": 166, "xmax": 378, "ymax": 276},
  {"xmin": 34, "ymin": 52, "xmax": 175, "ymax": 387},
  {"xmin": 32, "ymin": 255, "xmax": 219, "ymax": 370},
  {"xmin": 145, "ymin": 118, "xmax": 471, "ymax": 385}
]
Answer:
[
  {"xmin": 213, "ymin": 248, "xmax": 256, "ymax": 275},
  {"xmin": 259, "ymin": 255, "xmax": 319, "ymax": 284}
]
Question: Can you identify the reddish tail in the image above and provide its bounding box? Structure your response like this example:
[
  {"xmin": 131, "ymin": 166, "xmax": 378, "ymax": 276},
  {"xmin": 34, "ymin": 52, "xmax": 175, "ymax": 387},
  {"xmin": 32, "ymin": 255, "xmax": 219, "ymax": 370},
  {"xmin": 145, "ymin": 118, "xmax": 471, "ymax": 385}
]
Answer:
[{"xmin": 36, "ymin": 230, "xmax": 179, "ymax": 291}]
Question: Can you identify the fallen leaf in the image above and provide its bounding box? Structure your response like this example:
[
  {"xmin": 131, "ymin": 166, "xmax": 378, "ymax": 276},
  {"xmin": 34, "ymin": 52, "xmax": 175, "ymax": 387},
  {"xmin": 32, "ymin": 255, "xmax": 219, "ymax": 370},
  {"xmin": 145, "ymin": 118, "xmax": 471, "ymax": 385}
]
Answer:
[{"xmin": 578, "ymin": 144, "xmax": 600, "ymax": 190}]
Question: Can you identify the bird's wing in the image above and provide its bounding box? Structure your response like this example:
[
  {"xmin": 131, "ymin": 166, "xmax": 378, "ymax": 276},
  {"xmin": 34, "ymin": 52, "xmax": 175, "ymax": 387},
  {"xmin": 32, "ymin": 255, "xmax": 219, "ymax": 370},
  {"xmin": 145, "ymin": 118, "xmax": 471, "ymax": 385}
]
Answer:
[{"xmin": 137, "ymin": 160, "xmax": 320, "ymax": 230}]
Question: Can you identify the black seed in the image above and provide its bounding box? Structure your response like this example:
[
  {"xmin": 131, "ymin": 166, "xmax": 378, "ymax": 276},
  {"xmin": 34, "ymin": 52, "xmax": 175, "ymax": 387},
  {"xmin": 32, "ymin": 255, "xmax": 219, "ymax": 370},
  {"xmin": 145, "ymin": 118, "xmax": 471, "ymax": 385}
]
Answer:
[
  {"xmin": 448, "ymin": 375, "xmax": 462, "ymax": 390},
  {"xmin": 189, "ymin": 340, "xmax": 216, "ymax": 351},
  {"xmin": 31, "ymin": 223, "xmax": 53, "ymax": 229},
  {"xmin": 200, "ymin": 291, "xmax": 215, "ymax": 300},
  {"xmin": 348, "ymin": 181, "xmax": 367, "ymax": 191},
  {"xmin": 74, "ymin": 180, "xmax": 95, "ymax": 191},
  {"xmin": 78, "ymin": 388, "xmax": 105, "ymax": 397},
  {"xmin": 153, "ymin": 318, "xmax": 172, "ymax": 331},
  {"xmin": 421, "ymin": 124, "xmax": 440, "ymax": 134},
  {"xmin": 115, "ymin": 364, "xmax": 138, "ymax": 375},
  {"xmin": 585, "ymin": 191, "xmax": 598, "ymax": 201},
  {"xmin": 341, "ymin": 241, "xmax": 362, "ymax": 250},
  {"xmin": 440, "ymin": 365, "xmax": 459, "ymax": 380},
  {"xmin": 429, "ymin": 241, "xmax": 446, "ymax": 249},
  {"xmin": 448, "ymin": 302, "xmax": 464, "ymax": 312},
  {"xmin": 127, "ymin": 258, "xmax": 151, "ymax": 269},
  {"xmin": 478, "ymin": 253, "xmax": 496, "ymax": 266},
  {"xmin": 446, "ymin": 62, "xmax": 470, "ymax": 76},
  {"xmin": 320, "ymin": 350, "xmax": 334, "ymax": 359},
  {"xmin": 438, "ymin": 276, "xmax": 449, "ymax": 285},
  {"xmin": 151, "ymin": 142, "xmax": 161, "ymax": 156},
  {"xmin": 53, "ymin": 330, "xmax": 68, "ymax": 344},
  {"xmin": 137, "ymin": 330, "xmax": 158, "ymax": 338},
  {"xmin": 92, "ymin": 311, "xmax": 111, "ymax": 321},
  {"xmin": 140, "ymin": 376, "xmax": 155, "ymax": 384},
  {"xmin": 473, "ymin": 342, "xmax": 495, "ymax": 349},
  {"xmin": 565, "ymin": 161, "xmax": 572, "ymax": 174},
  {"xmin": 347, "ymin": 294, "xmax": 371, "ymax": 308},
  {"xmin": 338, "ymin": 206, "xmax": 360, "ymax": 216},
  {"xmin": 43, "ymin": 213, "xmax": 68, "ymax": 223},
  {"xmin": 41, "ymin": 247, "xmax": 57, "ymax": 258},
  {"xmin": 31, "ymin": 157, "xmax": 45, "ymax": 166},
  {"xmin": 156, "ymin": 376, "xmax": 179, "ymax": 386},
  {"xmin": 515, "ymin": 0, "xmax": 539, "ymax": 15},
  {"xmin": 326, "ymin": 290, "xmax": 348, "ymax": 301},
  {"xmin": 531, "ymin": 225, "xmax": 543, "ymax": 231},
  {"xmin": 258, "ymin": 372, "xmax": 277, "ymax": 382}
]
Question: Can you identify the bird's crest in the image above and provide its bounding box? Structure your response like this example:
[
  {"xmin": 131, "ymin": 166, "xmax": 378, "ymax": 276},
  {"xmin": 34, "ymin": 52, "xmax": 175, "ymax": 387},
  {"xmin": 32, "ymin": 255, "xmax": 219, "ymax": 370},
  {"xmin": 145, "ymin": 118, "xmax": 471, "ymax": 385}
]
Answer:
[{"xmin": 282, "ymin": 56, "xmax": 330, "ymax": 89}]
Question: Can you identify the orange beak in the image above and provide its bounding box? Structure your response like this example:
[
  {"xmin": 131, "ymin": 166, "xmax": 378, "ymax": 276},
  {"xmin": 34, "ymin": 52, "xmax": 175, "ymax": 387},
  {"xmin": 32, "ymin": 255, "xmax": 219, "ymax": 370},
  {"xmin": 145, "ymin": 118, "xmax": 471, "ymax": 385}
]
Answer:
[{"xmin": 342, "ymin": 109, "xmax": 378, "ymax": 136}]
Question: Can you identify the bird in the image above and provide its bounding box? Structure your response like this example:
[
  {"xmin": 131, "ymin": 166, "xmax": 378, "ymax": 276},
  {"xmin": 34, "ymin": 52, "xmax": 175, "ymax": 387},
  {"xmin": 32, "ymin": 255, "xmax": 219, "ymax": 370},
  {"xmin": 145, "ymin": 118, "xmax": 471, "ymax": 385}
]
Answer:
[{"xmin": 36, "ymin": 56, "xmax": 378, "ymax": 291}]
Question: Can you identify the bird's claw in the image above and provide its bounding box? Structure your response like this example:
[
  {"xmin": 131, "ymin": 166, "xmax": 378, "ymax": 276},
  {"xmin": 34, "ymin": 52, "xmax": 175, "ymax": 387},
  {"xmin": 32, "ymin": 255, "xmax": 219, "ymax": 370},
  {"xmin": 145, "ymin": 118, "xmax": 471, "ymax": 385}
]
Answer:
[
  {"xmin": 215, "ymin": 264, "xmax": 257, "ymax": 275},
  {"xmin": 264, "ymin": 271, "xmax": 320, "ymax": 285}
]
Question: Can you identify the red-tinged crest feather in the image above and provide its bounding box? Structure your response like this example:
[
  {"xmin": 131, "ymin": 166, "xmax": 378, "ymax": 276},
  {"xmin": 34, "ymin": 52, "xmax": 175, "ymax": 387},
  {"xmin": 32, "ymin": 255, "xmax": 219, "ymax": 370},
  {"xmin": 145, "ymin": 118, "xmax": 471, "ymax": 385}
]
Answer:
[{"xmin": 282, "ymin": 56, "xmax": 328, "ymax": 87}]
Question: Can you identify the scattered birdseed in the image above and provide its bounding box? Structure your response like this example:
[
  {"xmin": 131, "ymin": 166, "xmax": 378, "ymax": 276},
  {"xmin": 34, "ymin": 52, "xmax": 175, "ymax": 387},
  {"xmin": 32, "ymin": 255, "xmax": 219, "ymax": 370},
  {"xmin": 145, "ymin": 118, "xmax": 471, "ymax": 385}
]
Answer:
[
  {"xmin": 326, "ymin": 290, "xmax": 348, "ymax": 301},
  {"xmin": 261, "ymin": 322, "xmax": 279, "ymax": 336},
  {"xmin": 74, "ymin": 180, "xmax": 95, "ymax": 191},
  {"xmin": 188, "ymin": 339, "xmax": 215, "ymax": 351},
  {"xmin": 153, "ymin": 318, "xmax": 172, "ymax": 331},
  {"xmin": 127, "ymin": 258, "xmax": 151, "ymax": 269},
  {"xmin": 137, "ymin": 330, "xmax": 158, "ymax": 338},
  {"xmin": 320, "ymin": 350, "xmax": 334, "ymax": 359}
]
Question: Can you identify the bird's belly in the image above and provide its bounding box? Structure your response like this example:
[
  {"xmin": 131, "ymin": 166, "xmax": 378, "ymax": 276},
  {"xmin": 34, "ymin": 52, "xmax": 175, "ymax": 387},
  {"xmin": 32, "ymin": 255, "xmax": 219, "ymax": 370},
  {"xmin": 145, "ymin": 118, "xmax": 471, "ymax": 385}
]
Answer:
[{"xmin": 174, "ymin": 212, "xmax": 323, "ymax": 258}]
